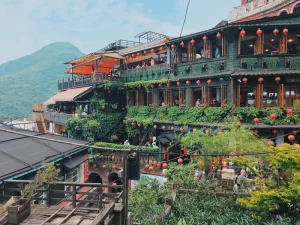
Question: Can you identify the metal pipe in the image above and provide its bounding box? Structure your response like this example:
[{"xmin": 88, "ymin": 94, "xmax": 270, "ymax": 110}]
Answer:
[{"xmin": 231, "ymin": 77, "xmax": 234, "ymax": 121}]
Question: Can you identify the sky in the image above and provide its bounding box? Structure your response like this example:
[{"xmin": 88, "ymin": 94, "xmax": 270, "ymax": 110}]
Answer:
[{"xmin": 0, "ymin": 0, "xmax": 240, "ymax": 64}]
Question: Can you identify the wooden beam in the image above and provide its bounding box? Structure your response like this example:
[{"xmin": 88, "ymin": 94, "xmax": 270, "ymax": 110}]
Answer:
[
  {"xmin": 57, "ymin": 208, "xmax": 77, "ymax": 225},
  {"xmin": 91, "ymin": 202, "xmax": 115, "ymax": 225},
  {"xmin": 41, "ymin": 207, "xmax": 64, "ymax": 225}
]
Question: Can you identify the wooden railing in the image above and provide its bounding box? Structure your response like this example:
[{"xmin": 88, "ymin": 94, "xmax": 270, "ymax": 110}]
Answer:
[{"xmin": 43, "ymin": 112, "xmax": 75, "ymax": 125}]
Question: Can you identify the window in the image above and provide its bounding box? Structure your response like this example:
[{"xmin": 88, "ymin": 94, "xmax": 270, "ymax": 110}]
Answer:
[
  {"xmin": 263, "ymin": 33, "xmax": 280, "ymax": 55},
  {"xmin": 135, "ymin": 90, "xmax": 145, "ymax": 106},
  {"xmin": 163, "ymin": 89, "xmax": 174, "ymax": 106},
  {"xmin": 147, "ymin": 90, "xmax": 153, "ymax": 106},
  {"xmin": 239, "ymin": 32, "xmax": 257, "ymax": 55},
  {"xmin": 127, "ymin": 91, "xmax": 136, "ymax": 106},
  {"xmin": 292, "ymin": 3, "xmax": 300, "ymax": 14},
  {"xmin": 65, "ymin": 168, "xmax": 79, "ymax": 195},
  {"xmin": 172, "ymin": 88, "xmax": 186, "ymax": 107},
  {"xmin": 285, "ymin": 86, "xmax": 300, "ymax": 107}
]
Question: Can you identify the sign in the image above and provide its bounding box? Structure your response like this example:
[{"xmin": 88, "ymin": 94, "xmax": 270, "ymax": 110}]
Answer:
[
  {"xmin": 131, "ymin": 173, "xmax": 167, "ymax": 189},
  {"xmin": 84, "ymin": 154, "xmax": 89, "ymax": 182}
]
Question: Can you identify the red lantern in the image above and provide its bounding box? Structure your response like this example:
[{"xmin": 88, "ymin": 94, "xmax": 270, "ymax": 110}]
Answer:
[
  {"xmin": 151, "ymin": 84, "xmax": 155, "ymax": 88},
  {"xmin": 112, "ymin": 164, "xmax": 117, "ymax": 169},
  {"xmin": 163, "ymin": 163, "xmax": 168, "ymax": 169},
  {"xmin": 196, "ymin": 80, "xmax": 201, "ymax": 85},
  {"xmin": 292, "ymin": 130, "xmax": 298, "ymax": 135},
  {"xmin": 282, "ymin": 28, "xmax": 288, "ymax": 35},
  {"xmin": 149, "ymin": 166, "xmax": 154, "ymax": 171},
  {"xmin": 253, "ymin": 118, "xmax": 259, "ymax": 124},
  {"xmin": 171, "ymin": 44, "xmax": 176, "ymax": 49},
  {"xmin": 154, "ymin": 125, "xmax": 158, "ymax": 129},
  {"xmin": 236, "ymin": 121, "xmax": 242, "ymax": 127},
  {"xmin": 186, "ymin": 80, "xmax": 190, "ymax": 85},
  {"xmin": 193, "ymin": 153, "xmax": 199, "ymax": 159},
  {"xmin": 177, "ymin": 81, "xmax": 181, "ymax": 86},
  {"xmin": 190, "ymin": 39, "xmax": 195, "ymax": 45},
  {"xmin": 180, "ymin": 127, "xmax": 184, "ymax": 132},
  {"xmin": 216, "ymin": 32, "xmax": 222, "ymax": 39},
  {"xmin": 286, "ymin": 108, "xmax": 293, "ymax": 115},
  {"xmin": 272, "ymin": 129, "xmax": 278, "ymax": 135},
  {"xmin": 108, "ymin": 89, "xmax": 111, "ymax": 94},
  {"xmin": 137, "ymin": 52, "xmax": 140, "ymax": 56},
  {"xmin": 167, "ymin": 82, "xmax": 171, "ymax": 87},
  {"xmin": 156, "ymin": 163, "xmax": 161, "ymax": 169},
  {"xmin": 159, "ymin": 47, "xmax": 163, "ymax": 51},
  {"xmin": 242, "ymin": 77, "xmax": 248, "ymax": 84},
  {"xmin": 253, "ymin": 129, "xmax": 259, "ymax": 135},
  {"xmin": 102, "ymin": 164, "xmax": 107, "ymax": 169},
  {"xmin": 288, "ymin": 134, "xmax": 295, "ymax": 142},
  {"xmin": 144, "ymin": 50, "xmax": 147, "ymax": 54},
  {"xmin": 178, "ymin": 158, "xmax": 183, "ymax": 164},
  {"xmin": 126, "ymin": 55, "xmax": 129, "ymax": 59},
  {"xmin": 149, "ymin": 136, "xmax": 153, "ymax": 140},
  {"xmin": 240, "ymin": 29, "xmax": 246, "ymax": 37},
  {"xmin": 131, "ymin": 122, "xmax": 135, "ymax": 127},
  {"xmin": 151, "ymin": 48, "xmax": 155, "ymax": 53},
  {"xmin": 158, "ymin": 83, "xmax": 163, "ymax": 88},
  {"xmin": 93, "ymin": 164, "xmax": 97, "ymax": 168},
  {"xmin": 273, "ymin": 28, "xmax": 279, "ymax": 35},
  {"xmin": 171, "ymin": 126, "xmax": 175, "ymax": 131},
  {"xmin": 132, "ymin": 53, "xmax": 135, "ymax": 58},
  {"xmin": 162, "ymin": 126, "xmax": 166, "ymax": 131},
  {"xmin": 203, "ymin": 35, "xmax": 208, "ymax": 41},
  {"xmin": 207, "ymin": 79, "xmax": 212, "ymax": 85},
  {"xmin": 270, "ymin": 113, "xmax": 277, "ymax": 120},
  {"xmin": 258, "ymin": 77, "xmax": 264, "ymax": 83},
  {"xmin": 137, "ymin": 123, "xmax": 141, "ymax": 127},
  {"xmin": 112, "ymin": 182, "xmax": 117, "ymax": 186},
  {"xmin": 256, "ymin": 28, "xmax": 263, "ymax": 36},
  {"xmin": 102, "ymin": 187, "xmax": 106, "ymax": 192},
  {"xmin": 145, "ymin": 164, "xmax": 150, "ymax": 169},
  {"xmin": 180, "ymin": 41, "xmax": 185, "ymax": 47},
  {"xmin": 275, "ymin": 77, "xmax": 281, "ymax": 83}
]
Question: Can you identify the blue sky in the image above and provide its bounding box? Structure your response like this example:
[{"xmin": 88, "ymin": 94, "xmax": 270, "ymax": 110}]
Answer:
[{"xmin": 0, "ymin": 0, "xmax": 240, "ymax": 64}]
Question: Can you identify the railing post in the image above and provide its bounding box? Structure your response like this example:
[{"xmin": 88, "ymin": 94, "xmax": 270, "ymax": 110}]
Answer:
[
  {"xmin": 98, "ymin": 184, "xmax": 103, "ymax": 211},
  {"xmin": 72, "ymin": 184, "xmax": 76, "ymax": 208}
]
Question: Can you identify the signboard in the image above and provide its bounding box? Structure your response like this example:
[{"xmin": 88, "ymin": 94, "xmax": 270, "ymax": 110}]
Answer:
[
  {"xmin": 84, "ymin": 154, "xmax": 89, "ymax": 182},
  {"xmin": 131, "ymin": 173, "xmax": 167, "ymax": 189}
]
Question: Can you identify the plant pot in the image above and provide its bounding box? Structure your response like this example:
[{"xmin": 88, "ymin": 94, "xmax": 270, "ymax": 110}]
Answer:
[{"xmin": 8, "ymin": 198, "xmax": 31, "ymax": 225}]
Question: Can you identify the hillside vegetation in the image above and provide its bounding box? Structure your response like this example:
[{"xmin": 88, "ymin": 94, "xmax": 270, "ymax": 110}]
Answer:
[{"xmin": 0, "ymin": 42, "xmax": 83, "ymax": 119}]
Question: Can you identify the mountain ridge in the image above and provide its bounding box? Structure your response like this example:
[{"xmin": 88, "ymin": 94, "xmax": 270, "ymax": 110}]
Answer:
[{"xmin": 0, "ymin": 42, "xmax": 84, "ymax": 119}]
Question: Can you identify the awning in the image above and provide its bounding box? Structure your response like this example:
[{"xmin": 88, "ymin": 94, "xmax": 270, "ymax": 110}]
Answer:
[
  {"xmin": 157, "ymin": 132, "xmax": 175, "ymax": 144},
  {"xmin": 43, "ymin": 86, "xmax": 92, "ymax": 105},
  {"xmin": 61, "ymin": 155, "xmax": 87, "ymax": 170}
]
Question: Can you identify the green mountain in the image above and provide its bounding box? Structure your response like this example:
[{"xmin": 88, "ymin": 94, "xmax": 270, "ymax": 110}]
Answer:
[{"xmin": 0, "ymin": 42, "xmax": 84, "ymax": 119}]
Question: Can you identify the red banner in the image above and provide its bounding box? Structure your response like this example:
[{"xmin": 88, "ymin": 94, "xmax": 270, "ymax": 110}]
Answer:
[{"xmin": 84, "ymin": 154, "xmax": 89, "ymax": 182}]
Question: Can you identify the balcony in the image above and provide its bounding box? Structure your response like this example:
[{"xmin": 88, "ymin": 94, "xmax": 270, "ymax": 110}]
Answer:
[
  {"xmin": 228, "ymin": 0, "xmax": 288, "ymax": 22},
  {"xmin": 122, "ymin": 63, "xmax": 170, "ymax": 83},
  {"xmin": 58, "ymin": 73, "xmax": 121, "ymax": 90},
  {"xmin": 32, "ymin": 104, "xmax": 45, "ymax": 113},
  {"xmin": 43, "ymin": 112, "xmax": 75, "ymax": 125}
]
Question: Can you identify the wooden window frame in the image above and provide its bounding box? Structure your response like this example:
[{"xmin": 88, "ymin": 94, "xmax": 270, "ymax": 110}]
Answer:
[
  {"xmin": 178, "ymin": 88, "xmax": 186, "ymax": 107},
  {"xmin": 147, "ymin": 90, "xmax": 154, "ymax": 106},
  {"xmin": 163, "ymin": 89, "xmax": 174, "ymax": 106}
]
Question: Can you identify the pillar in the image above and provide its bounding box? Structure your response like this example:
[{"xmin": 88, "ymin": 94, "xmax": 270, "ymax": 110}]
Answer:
[
  {"xmin": 186, "ymin": 87, "xmax": 193, "ymax": 107},
  {"xmin": 153, "ymin": 89, "xmax": 160, "ymax": 106}
]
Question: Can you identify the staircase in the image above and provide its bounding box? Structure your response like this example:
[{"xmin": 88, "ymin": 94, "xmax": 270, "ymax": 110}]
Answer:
[{"xmin": 32, "ymin": 104, "xmax": 47, "ymax": 133}]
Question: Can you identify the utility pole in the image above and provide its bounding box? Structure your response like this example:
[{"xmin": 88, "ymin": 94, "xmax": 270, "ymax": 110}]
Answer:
[{"xmin": 122, "ymin": 151, "xmax": 129, "ymax": 225}]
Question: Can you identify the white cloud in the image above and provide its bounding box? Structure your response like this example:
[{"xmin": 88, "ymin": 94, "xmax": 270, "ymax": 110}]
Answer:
[{"xmin": 0, "ymin": 0, "xmax": 240, "ymax": 64}]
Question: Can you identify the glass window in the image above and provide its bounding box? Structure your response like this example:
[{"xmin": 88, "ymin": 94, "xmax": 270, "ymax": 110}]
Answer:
[
  {"xmin": 239, "ymin": 33, "xmax": 257, "ymax": 55},
  {"xmin": 263, "ymin": 33, "xmax": 280, "ymax": 55},
  {"xmin": 287, "ymin": 32, "xmax": 300, "ymax": 54}
]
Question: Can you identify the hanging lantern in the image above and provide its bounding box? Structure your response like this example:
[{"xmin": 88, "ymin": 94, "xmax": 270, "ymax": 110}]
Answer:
[
  {"xmin": 292, "ymin": 130, "xmax": 298, "ymax": 135},
  {"xmin": 177, "ymin": 81, "xmax": 181, "ymax": 86},
  {"xmin": 193, "ymin": 128, "xmax": 198, "ymax": 133},
  {"xmin": 180, "ymin": 127, "xmax": 184, "ymax": 132},
  {"xmin": 196, "ymin": 80, "xmax": 201, "ymax": 85},
  {"xmin": 207, "ymin": 79, "xmax": 212, "ymax": 85},
  {"xmin": 190, "ymin": 39, "xmax": 195, "ymax": 46},
  {"xmin": 149, "ymin": 166, "xmax": 154, "ymax": 171},
  {"xmin": 144, "ymin": 50, "xmax": 147, "ymax": 54},
  {"xmin": 288, "ymin": 134, "xmax": 295, "ymax": 142},
  {"xmin": 272, "ymin": 129, "xmax": 278, "ymax": 135},
  {"xmin": 112, "ymin": 182, "xmax": 117, "ymax": 186},
  {"xmin": 151, "ymin": 48, "xmax": 155, "ymax": 53},
  {"xmin": 186, "ymin": 80, "xmax": 190, "ymax": 85},
  {"xmin": 178, "ymin": 158, "xmax": 183, "ymax": 164},
  {"xmin": 275, "ymin": 77, "xmax": 281, "ymax": 83},
  {"xmin": 102, "ymin": 164, "xmax": 107, "ymax": 169},
  {"xmin": 256, "ymin": 28, "xmax": 263, "ymax": 36},
  {"xmin": 151, "ymin": 84, "xmax": 155, "ymax": 88},
  {"xmin": 240, "ymin": 29, "xmax": 246, "ymax": 37},
  {"xmin": 156, "ymin": 163, "xmax": 161, "ymax": 169},
  {"xmin": 282, "ymin": 28, "xmax": 288, "ymax": 36},
  {"xmin": 203, "ymin": 35, "xmax": 208, "ymax": 41},
  {"xmin": 171, "ymin": 44, "xmax": 176, "ymax": 49},
  {"xmin": 137, "ymin": 52, "xmax": 140, "ymax": 56},
  {"xmin": 145, "ymin": 164, "xmax": 150, "ymax": 169},
  {"xmin": 236, "ymin": 121, "xmax": 242, "ymax": 127},
  {"xmin": 153, "ymin": 125, "xmax": 158, "ymax": 129},
  {"xmin": 273, "ymin": 28, "xmax": 279, "ymax": 35},
  {"xmin": 102, "ymin": 187, "xmax": 106, "ymax": 192},
  {"xmin": 216, "ymin": 32, "xmax": 222, "ymax": 39},
  {"xmin": 258, "ymin": 77, "xmax": 264, "ymax": 83},
  {"xmin": 270, "ymin": 113, "xmax": 277, "ymax": 120},
  {"xmin": 163, "ymin": 163, "xmax": 168, "ymax": 169},
  {"xmin": 167, "ymin": 82, "xmax": 171, "ymax": 87},
  {"xmin": 205, "ymin": 129, "xmax": 210, "ymax": 135},
  {"xmin": 193, "ymin": 152, "xmax": 199, "ymax": 159},
  {"xmin": 242, "ymin": 77, "xmax": 248, "ymax": 84},
  {"xmin": 126, "ymin": 55, "xmax": 129, "ymax": 59},
  {"xmin": 158, "ymin": 83, "xmax": 163, "ymax": 88},
  {"xmin": 137, "ymin": 123, "xmax": 141, "ymax": 127},
  {"xmin": 286, "ymin": 108, "xmax": 293, "ymax": 115},
  {"xmin": 180, "ymin": 41, "xmax": 185, "ymax": 47},
  {"xmin": 253, "ymin": 118, "xmax": 260, "ymax": 124},
  {"xmin": 218, "ymin": 130, "xmax": 224, "ymax": 135},
  {"xmin": 149, "ymin": 136, "xmax": 153, "ymax": 140},
  {"xmin": 253, "ymin": 129, "xmax": 259, "ymax": 135},
  {"xmin": 162, "ymin": 126, "xmax": 166, "ymax": 131},
  {"xmin": 93, "ymin": 164, "xmax": 97, "ymax": 168},
  {"xmin": 131, "ymin": 122, "xmax": 135, "ymax": 127},
  {"xmin": 112, "ymin": 164, "xmax": 117, "ymax": 169},
  {"xmin": 108, "ymin": 89, "xmax": 111, "ymax": 94},
  {"xmin": 132, "ymin": 53, "xmax": 135, "ymax": 58},
  {"xmin": 171, "ymin": 126, "xmax": 175, "ymax": 131},
  {"xmin": 159, "ymin": 47, "xmax": 163, "ymax": 51}
]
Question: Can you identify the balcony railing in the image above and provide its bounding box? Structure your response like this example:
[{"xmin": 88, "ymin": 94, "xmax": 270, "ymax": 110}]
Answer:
[
  {"xmin": 228, "ymin": 0, "xmax": 288, "ymax": 22},
  {"xmin": 32, "ymin": 104, "xmax": 45, "ymax": 112},
  {"xmin": 58, "ymin": 73, "xmax": 121, "ymax": 90},
  {"xmin": 43, "ymin": 112, "xmax": 75, "ymax": 125},
  {"xmin": 122, "ymin": 63, "xmax": 170, "ymax": 82}
]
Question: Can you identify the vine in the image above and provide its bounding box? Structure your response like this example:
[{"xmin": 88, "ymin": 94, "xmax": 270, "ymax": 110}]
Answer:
[
  {"xmin": 263, "ymin": 57, "xmax": 279, "ymax": 70},
  {"xmin": 125, "ymin": 78, "xmax": 168, "ymax": 89},
  {"xmin": 289, "ymin": 57, "xmax": 300, "ymax": 70}
]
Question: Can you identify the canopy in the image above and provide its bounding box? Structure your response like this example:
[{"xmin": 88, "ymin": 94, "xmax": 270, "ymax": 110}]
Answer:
[
  {"xmin": 43, "ymin": 86, "xmax": 92, "ymax": 105},
  {"xmin": 65, "ymin": 52, "xmax": 125, "ymax": 75}
]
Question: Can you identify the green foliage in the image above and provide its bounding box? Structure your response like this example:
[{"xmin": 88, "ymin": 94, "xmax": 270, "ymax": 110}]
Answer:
[
  {"xmin": 103, "ymin": 80, "xmax": 124, "ymax": 91},
  {"xmin": 93, "ymin": 142, "xmax": 157, "ymax": 152},
  {"xmin": 97, "ymin": 113, "xmax": 124, "ymax": 141},
  {"xmin": 125, "ymin": 78, "xmax": 168, "ymax": 89},
  {"xmin": 264, "ymin": 57, "xmax": 279, "ymax": 70},
  {"xmin": 0, "ymin": 42, "xmax": 83, "ymax": 118},
  {"xmin": 127, "ymin": 106, "xmax": 156, "ymax": 127},
  {"xmin": 21, "ymin": 163, "xmax": 62, "ymax": 198},
  {"xmin": 289, "ymin": 57, "xmax": 300, "ymax": 70}
]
